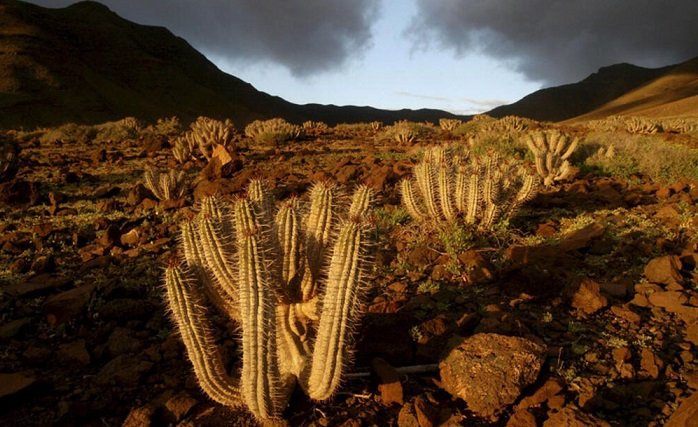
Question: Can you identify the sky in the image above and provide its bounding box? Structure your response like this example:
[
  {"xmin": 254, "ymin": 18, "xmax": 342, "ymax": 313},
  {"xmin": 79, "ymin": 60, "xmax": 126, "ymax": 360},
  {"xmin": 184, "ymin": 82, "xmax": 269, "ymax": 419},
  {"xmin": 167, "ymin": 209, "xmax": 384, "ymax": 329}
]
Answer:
[{"xmin": 26, "ymin": 0, "xmax": 698, "ymax": 115}]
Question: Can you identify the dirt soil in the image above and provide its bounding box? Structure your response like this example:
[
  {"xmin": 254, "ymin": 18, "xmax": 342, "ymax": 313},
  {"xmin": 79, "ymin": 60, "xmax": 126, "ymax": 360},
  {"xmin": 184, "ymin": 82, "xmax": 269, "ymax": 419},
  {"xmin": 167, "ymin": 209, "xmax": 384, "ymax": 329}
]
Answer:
[{"xmin": 1, "ymin": 126, "xmax": 698, "ymax": 427}]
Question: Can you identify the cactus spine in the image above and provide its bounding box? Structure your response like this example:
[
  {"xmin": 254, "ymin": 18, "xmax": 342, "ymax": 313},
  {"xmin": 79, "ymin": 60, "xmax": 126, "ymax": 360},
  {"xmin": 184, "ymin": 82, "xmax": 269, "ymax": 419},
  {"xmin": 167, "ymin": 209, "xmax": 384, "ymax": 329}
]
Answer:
[
  {"xmin": 400, "ymin": 145, "xmax": 538, "ymax": 232},
  {"xmin": 143, "ymin": 169, "xmax": 186, "ymax": 201},
  {"xmin": 164, "ymin": 180, "xmax": 374, "ymax": 421}
]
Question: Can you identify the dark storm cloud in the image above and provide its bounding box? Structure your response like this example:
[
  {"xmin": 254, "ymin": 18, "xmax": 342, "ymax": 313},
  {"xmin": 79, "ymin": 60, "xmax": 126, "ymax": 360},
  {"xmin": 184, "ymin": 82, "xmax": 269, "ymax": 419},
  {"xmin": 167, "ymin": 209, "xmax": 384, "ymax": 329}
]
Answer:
[
  {"xmin": 28, "ymin": 0, "xmax": 379, "ymax": 77},
  {"xmin": 408, "ymin": 0, "xmax": 698, "ymax": 85}
]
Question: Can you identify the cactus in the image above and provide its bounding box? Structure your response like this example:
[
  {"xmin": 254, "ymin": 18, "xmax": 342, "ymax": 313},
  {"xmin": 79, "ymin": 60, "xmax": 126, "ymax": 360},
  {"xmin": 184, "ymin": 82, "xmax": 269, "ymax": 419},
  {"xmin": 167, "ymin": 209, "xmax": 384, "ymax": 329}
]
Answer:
[
  {"xmin": 0, "ymin": 138, "xmax": 20, "ymax": 182},
  {"xmin": 245, "ymin": 118, "xmax": 304, "ymax": 147},
  {"xmin": 143, "ymin": 169, "xmax": 186, "ymax": 201},
  {"xmin": 190, "ymin": 116, "xmax": 236, "ymax": 160},
  {"xmin": 400, "ymin": 144, "xmax": 538, "ymax": 233},
  {"xmin": 165, "ymin": 180, "xmax": 375, "ymax": 421},
  {"xmin": 625, "ymin": 116, "xmax": 660, "ymax": 134},
  {"xmin": 439, "ymin": 118, "xmax": 463, "ymax": 131},
  {"xmin": 523, "ymin": 130, "xmax": 579, "ymax": 186},
  {"xmin": 170, "ymin": 134, "xmax": 195, "ymax": 164}
]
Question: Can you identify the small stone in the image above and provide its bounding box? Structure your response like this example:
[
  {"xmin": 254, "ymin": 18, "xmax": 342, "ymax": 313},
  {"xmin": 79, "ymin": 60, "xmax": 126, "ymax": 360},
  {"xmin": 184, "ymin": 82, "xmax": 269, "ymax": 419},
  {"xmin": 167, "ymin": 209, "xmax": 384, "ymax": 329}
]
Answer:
[
  {"xmin": 640, "ymin": 348, "xmax": 663, "ymax": 379},
  {"xmin": 543, "ymin": 405, "xmax": 611, "ymax": 427},
  {"xmin": 43, "ymin": 284, "xmax": 96, "ymax": 326},
  {"xmin": 414, "ymin": 395, "xmax": 438, "ymax": 427},
  {"xmin": 122, "ymin": 405, "xmax": 156, "ymax": 427},
  {"xmin": 372, "ymin": 358, "xmax": 403, "ymax": 405},
  {"xmin": 397, "ymin": 402, "xmax": 420, "ymax": 427},
  {"xmin": 57, "ymin": 339, "xmax": 91, "ymax": 366},
  {"xmin": 610, "ymin": 305, "xmax": 642, "ymax": 323},
  {"xmin": 571, "ymin": 278, "xmax": 608, "ymax": 315},
  {"xmin": 164, "ymin": 391, "xmax": 198, "ymax": 422}
]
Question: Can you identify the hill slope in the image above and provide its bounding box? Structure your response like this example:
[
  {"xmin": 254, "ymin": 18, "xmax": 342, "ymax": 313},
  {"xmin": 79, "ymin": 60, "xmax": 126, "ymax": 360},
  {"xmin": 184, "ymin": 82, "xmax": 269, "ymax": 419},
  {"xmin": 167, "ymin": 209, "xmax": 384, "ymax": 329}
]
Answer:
[
  {"xmin": 567, "ymin": 56, "xmax": 698, "ymax": 121},
  {"xmin": 487, "ymin": 63, "xmax": 673, "ymax": 122},
  {"xmin": 0, "ymin": 0, "xmax": 464, "ymax": 128}
]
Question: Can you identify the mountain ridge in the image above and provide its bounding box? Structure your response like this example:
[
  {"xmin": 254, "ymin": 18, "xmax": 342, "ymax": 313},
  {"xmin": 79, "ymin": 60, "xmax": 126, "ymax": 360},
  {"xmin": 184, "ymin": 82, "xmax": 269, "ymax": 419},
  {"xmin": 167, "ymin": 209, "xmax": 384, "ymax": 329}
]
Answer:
[{"xmin": 0, "ymin": 0, "xmax": 466, "ymax": 128}]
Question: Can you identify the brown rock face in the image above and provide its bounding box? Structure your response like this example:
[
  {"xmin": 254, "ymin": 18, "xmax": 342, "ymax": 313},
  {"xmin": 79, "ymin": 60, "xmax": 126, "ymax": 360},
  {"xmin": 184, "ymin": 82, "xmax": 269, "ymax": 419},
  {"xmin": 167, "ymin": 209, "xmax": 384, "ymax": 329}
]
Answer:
[
  {"xmin": 571, "ymin": 278, "xmax": 608, "ymax": 315},
  {"xmin": 439, "ymin": 333, "xmax": 547, "ymax": 418},
  {"xmin": 665, "ymin": 391, "xmax": 698, "ymax": 427},
  {"xmin": 643, "ymin": 255, "xmax": 684, "ymax": 288}
]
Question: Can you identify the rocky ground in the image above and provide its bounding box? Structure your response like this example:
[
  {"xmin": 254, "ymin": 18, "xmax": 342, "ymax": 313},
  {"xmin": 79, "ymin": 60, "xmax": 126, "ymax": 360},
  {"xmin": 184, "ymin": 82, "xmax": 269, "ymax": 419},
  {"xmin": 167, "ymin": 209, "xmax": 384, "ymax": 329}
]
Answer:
[{"xmin": 1, "ymin": 124, "xmax": 698, "ymax": 427}]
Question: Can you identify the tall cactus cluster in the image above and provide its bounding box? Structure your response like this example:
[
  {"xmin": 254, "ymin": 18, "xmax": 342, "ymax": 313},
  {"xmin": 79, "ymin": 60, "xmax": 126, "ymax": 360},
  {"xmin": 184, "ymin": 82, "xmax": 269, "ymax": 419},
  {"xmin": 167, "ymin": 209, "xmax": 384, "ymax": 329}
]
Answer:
[
  {"xmin": 165, "ymin": 180, "xmax": 375, "ymax": 420},
  {"xmin": 400, "ymin": 145, "xmax": 539, "ymax": 232},
  {"xmin": 172, "ymin": 116, "xmax": 236, "ymax": 163},
  {"xmin": 523, "ymin": 130, "xmax": 579, "ymax": 186}
]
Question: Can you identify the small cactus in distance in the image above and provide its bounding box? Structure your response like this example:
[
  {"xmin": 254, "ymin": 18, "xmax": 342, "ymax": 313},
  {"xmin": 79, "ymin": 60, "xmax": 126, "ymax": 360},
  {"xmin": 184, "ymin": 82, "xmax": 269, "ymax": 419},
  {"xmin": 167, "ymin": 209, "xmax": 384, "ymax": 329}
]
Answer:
[
  {"xmin": 401, "ymin": 144, "xmax": 538, "ymax": 233},
  {"xmin": 245, "ymin": 118, "xmax": 304, "ymax": 147},
  {"xmin": 190, "ymin": 116, "xmax": 236, "ymax": 161},
  {"xmin": 523, "ymin": 129, "xmax": 579, "ymax": 186},
  {"xmin": 143, "ymin": 169, "xmax": 186, "ymax": 201},
  {"xmin": 164, "ymin": 180, "xmax": 375, "ymax": 421}
]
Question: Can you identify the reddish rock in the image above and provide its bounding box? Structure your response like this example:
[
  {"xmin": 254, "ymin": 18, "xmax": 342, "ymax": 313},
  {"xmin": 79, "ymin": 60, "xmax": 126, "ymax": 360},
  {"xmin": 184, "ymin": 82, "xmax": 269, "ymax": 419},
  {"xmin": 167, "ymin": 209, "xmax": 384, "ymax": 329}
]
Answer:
[
  {"xmin": 640, "ymin": 348, "xmax": 663, "ymax": 379},
  {"xmin": 439, "ymin": 334, "xmax": 546, "ymax": 417},
  {"xmin": 516, "ymin": 377, "xmax": 565, "ymax": 410},
  {"xmin": 42, "ymin": 284, "xmax": 96, "ymax": 326},
  {"xmin": 648, "ymin": 291, "xmax": 689, "ymax": 310},
  {"xmin": 413, "ymin": 395, "xmax": 438, "ymax": 427},
  {"xmin": 397, "ymin": 402, "xmax": 420, "ymax": 427},
  {"xmin": 0, "ymin": 373, "xmax": 35, "ymax": 399},
  {"xmin": 122, "ymin": 404, "xmax": 156, "ymax": 427},
  {"xmin": 559, "ymin": 223, "xmax": 607, "ymax": 251},
  {"xmin": 57, "ymin": 340, "xmax": 91, "ymax": 366},
  {"xmin": 644, "ymin": 255, "xmax": 684, "ymax": 288},
  {"xmin": 363, "ymin": 165, "xmax": 397, "ymax": 191},
  {"xmin": 656, "ymin": 186, "xmax": 672, "ymax": 198},
  {"xmin": 685, "ymin": 324, "xmax": 698, "ymax": 346},
  {"xmin": 458, "ymin": 250, "xmax": 495, "ymax": 284},
  {"xmin": 506, "ymin": 409, "xmax": 537, "ymax": 427},
  {"xmin": 372, "ymin": 358, "xmax": 403, "ymax": 405},
  {"xmin": 610, "ymin": 305, "xmax": 642, "ymax": 323},
  {"xmin": 665, "ymin": 391, "xmax": 698, "ymax": 427},
  {"xmin": 543, "ymin": 405, "xmax": 611, "ymax": 427},
  {"xmin": 571, "ymin": 278, "xmax": 608, "ymax": 315},
  {"xmin": 164, "ymin": 391, "xmax": 199, "ymax": 422}
]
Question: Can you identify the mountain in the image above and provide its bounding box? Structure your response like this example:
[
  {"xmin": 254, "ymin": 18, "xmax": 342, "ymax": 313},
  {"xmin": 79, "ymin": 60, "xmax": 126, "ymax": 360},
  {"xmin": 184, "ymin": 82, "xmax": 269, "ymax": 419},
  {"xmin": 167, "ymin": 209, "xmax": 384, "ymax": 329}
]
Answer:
[
  {"xmin": 0, "ymin": 0, "xmax": 465, "ymax": 129},
  {"xmin": 566, "ymin": 56, "xmax": 698, "ymax": 121},
  {"xmin": 487, "ymin": 63, "xmax": 673, "ymax": 122}
]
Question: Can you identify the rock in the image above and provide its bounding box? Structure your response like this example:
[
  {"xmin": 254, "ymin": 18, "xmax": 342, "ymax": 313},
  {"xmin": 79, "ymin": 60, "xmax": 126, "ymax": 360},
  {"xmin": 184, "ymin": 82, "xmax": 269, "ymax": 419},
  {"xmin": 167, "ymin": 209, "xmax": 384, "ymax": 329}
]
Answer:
[
  {"xmin": 0, "ymin": 373, "xmax": 35, "ymax": 399},
  {"xmin": 644, "ymin": 255, "xmax": 684, "ymax": 288},
  {"xmin": 439, "ymin": 333, "xmax": 547, "ymax": 417},
  {"xmin": 559, "ymin": 223, "xmax": 606, "ymax": 251},
  {"xmin": 95, "ymin": 354, "xmax": 153, "ymax": 387},
  {"xmin": 414, "ymin": 395, "xmax": 438, "ymax": 427},
  {"xmin": 457, "ymin": 250, "xmax": 495, "ymax": 285},
  {"xmin": 5, "ymin": 273, "xmax": 71, "ymax": 297},
  {"xmin": 0, "ymin": 317, "xmax": 32, "ymax": 340},
  {"xmin": 397, "ymin": 402, "xmax": 420, "ymax": 427},
  {"xmin": 42, "ymin": 284, "xmax": 96, "ymax": 326},
  {"xmin": 516, "ymin": 377, "xmax": 565, "ymax": 410},
  {"xmin": 640, "ymin": 348, "xmax": 663, "ymax": 379},
  {"xmin": 665, "ymin": 391, "xmax": 698, "ymax": 427},
  {"xmin": 506, "ymin": 409, "xmax": 537, "ymax": 427},
  {"xmin": 122, "ymin": 404, "xmax": 156, "ymax": 427},
  {"xmin": 57, "ymin": 340, "xmax": 91, "ymax": 366},
  {"xmin": 127, "ymin": 183, "xmax": 152, "ymax": 206},
  {"xmin": 164, "ymin": 391, "xmax": 199, "ymax": 422},
  {"xmin": 610, "ymin": 305, "xmax": 642, "ymax": 323},
  {"xmin": 372, "ymin": 358, "xmax": 403, "ymax": 405},
  {"xmin": 685, "ymin": 324, "xmax": 698, "ymax": 345},
  {"xmin": 120, "ymin": 228, "xmax": 141, "ymax": 246},
  {"xmin": 363, "ymin": 165, "xmax": 397, "ymax": 191},
  {"xmin": 200, "ymin": 145, "xmax": 242, "ymax": 180},
  {"xmin": 106, "ymin": 327, "xmax": 144, "ymax": 357},
  {"xmin": 0, "ymin": 180, "xmax": 41, "ymax": 206},
  {"xmin": 571, "ymin": 278, "xmax": 608, "ymax": 315},
  {"xmin": 543, "ymin": 405, "xmax": 611, "ymax": 427}
]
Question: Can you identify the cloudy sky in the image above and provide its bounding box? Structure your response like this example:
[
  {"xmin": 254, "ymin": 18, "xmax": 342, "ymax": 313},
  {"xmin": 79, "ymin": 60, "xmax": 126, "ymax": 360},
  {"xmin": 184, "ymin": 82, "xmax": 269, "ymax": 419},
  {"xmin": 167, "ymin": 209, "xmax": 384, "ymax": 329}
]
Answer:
[{"xmin": 27, "ymin": 0, "xmax": 698, "ymax": 114}]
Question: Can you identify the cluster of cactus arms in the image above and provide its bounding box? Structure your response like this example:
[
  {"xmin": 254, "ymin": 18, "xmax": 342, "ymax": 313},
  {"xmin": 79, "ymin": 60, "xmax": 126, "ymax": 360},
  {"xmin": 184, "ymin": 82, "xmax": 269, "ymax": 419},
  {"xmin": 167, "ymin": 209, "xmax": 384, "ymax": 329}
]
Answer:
[
  {"xmin": 523, "ymin": 130, "xmax": 579, "ymax": 186},
  {"xmin": 0, "ymin": 138, "xmax": 20, "ymax": 182},
  {"xmin": 401, "ymin": 145, "xmax": 538, "ymax": 232},
  {"xmin": 165, "ymin": 180, "xmax": 375, "ymax": 420},
  {"xmin": 439, "ymin": 118, "xmax": 463, "ymax": 131},
  {"xmin": 244, "ymin": 118, "xmax": 304, "ymax": 146},
  {"xmin": 625, "ymin": 116, "xmax": 660, "ymax": 134},
  {"xmin": 172, "ymin": 117, "xmax": 236, "ymax": 163},
  {"xmin": 143, "ymin": 169, "xmax": 186, "ymax": 201}
]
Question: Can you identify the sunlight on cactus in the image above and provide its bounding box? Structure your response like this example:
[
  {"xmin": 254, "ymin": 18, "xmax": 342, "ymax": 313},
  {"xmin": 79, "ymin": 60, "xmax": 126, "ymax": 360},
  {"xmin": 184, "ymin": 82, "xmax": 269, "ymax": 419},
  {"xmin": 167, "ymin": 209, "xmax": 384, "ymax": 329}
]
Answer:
[
  {"xmin": 400, "ymin": 144, "xmax": 539, "ymax": 233},
  {"xmin": 143, "ymin": 169, "xmax": 186, "ymax": 201},
  {"xmin": 164, "ymin": 180, "xmax": 375, "ymax": 421},
  {"xmin": 523, "ymin": 129, "xmax": 579, "ymax": 186}
]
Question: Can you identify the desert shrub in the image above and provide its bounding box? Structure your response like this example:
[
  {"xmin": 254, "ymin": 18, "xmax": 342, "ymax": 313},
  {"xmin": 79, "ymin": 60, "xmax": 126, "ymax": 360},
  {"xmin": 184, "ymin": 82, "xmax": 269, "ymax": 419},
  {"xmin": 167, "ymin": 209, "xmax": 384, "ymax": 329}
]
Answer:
[
  {"xmin": 39, "ymin": 123, "xmax": 96, "ymax": 144},
  {"xmin": 379, "ymin": 120, "xmax": 435, "ymax": 144},
  {"xmin": 152, "ymin": 116, "xmax": 183, "ymax": 137},
  {"xmin": 468, "ymin": 133, "xmax": 529, "ymax": 160},
  {"xmin": 582, "ymin": 132, "xmax": 698, "ymax": 183},
  {"xmin": 93, "ymin": 119, "xmax": 141, "ymax": 143},
  {"xmin": 439, "ymin": 118, "xmax": 463, "ymax": 131},
  {"xmin": 245, "ymin": 118, "xmax": 303, "ymax": 147}
]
